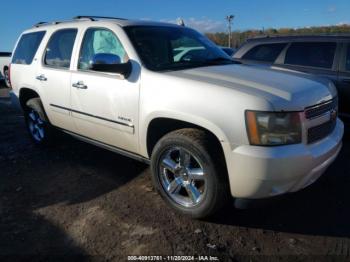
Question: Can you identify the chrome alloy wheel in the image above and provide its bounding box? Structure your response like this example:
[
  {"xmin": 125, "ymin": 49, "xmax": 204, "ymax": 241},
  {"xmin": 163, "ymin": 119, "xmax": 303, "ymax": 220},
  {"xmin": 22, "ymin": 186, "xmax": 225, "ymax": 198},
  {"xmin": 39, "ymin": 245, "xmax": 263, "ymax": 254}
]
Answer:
[
  {"xmin": 28, "ymin": 110, "xmax": 45, "ymax": 142},
  {"xmin": 159, "ymin": 147, "xmax": 207, "ymax": 208}
]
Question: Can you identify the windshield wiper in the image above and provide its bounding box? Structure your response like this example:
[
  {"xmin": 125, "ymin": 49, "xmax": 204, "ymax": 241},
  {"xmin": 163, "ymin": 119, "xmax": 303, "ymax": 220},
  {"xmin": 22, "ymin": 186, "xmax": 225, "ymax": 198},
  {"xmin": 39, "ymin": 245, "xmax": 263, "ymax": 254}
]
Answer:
[
  {"xmin": 203, "ymin": 57, "xmax": 241, "ymax": 65},
  {"xmin": 155, "ymin": 58, "xmax": 241, "ymax": 72},
  {"xmin": 155, "ymin": 61, "xmax": 204, "ymax": 71}
]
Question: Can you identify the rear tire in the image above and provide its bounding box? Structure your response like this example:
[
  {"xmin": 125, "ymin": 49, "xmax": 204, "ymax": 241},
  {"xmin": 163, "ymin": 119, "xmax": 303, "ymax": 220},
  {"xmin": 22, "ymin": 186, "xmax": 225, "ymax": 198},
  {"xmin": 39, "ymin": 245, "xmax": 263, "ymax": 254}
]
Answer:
[
  {"xmin": 151, "ymin": 128, "xmax": 230, "ymax": 219},
  {"xmin": 24, "ymin": 100, "xmax": 55, "ymax": 146}
]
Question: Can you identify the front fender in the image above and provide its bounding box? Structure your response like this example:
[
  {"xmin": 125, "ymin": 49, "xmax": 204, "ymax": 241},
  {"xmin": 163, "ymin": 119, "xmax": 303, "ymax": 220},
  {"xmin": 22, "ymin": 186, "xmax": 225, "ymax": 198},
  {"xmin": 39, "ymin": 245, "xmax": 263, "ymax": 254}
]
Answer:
[{"xmin": 139, "ymin": 110, "xmax": 231, "ymax": 157}]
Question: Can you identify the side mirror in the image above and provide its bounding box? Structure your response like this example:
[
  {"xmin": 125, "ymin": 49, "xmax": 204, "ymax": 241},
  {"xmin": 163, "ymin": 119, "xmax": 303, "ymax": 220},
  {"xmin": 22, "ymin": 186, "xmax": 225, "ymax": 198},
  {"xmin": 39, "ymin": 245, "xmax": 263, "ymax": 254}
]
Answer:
[
  {"xmin": 91, "ymin": 53, "xmax": 121, "ymax": 64},
  {"xmin": 89, "ymin": 53, "xmax": 132, "ymax": 79}
]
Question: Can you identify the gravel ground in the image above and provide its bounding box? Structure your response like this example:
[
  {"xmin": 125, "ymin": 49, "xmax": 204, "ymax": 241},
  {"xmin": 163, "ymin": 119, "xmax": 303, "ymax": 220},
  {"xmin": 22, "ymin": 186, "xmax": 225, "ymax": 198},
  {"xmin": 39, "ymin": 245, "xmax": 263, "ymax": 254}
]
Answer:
[{"xmin": 0, "ymin": 84, "xmax": 350, "ymax": 262}]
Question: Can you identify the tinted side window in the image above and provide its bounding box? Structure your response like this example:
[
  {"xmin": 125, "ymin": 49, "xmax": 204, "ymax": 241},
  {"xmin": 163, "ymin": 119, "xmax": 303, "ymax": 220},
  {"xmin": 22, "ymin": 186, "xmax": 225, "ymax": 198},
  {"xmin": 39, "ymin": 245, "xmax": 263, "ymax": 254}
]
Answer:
[
  {"xmin": 78, "ymin": 28, "xmax": 127, "ymax": 70},
  {"xmin": 12, "ymin": 31, "xmax": 46, "ymax": 65},
  {"xmin": 346, "ymin": 45, "xmax": 350, "ymax": 71},
  {"xmin": 44, "ymin": 29, "xmax": 77, "ymax": 68},
  {"xmin": 285, "ymin": 42, "xmax": 336, "ymax": 69},
  {"xmin": 242, "ymin": 43, "xmax": 286, "ymax": 62}
]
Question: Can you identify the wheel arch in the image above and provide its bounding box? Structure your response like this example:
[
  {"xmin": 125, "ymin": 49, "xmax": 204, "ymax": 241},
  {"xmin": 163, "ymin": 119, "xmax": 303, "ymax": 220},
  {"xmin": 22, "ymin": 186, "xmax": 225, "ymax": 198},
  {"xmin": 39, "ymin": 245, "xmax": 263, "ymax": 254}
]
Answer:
[
  {"xmin": 19, "ymin": 87, "xmax": 40, "ymax": 111},
  {"xmin": 144, "ymin": 115, "xmax": 230, "ymax": 162}
]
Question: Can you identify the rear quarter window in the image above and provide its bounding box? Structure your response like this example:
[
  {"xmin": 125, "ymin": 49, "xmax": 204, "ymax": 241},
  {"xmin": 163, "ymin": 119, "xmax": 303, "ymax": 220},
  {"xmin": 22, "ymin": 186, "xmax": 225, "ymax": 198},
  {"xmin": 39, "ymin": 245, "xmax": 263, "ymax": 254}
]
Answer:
[
  {"xmin": 242, "ymin": 43, "xmax": 286, "ymax": 62},
  {"xmin": 285, "ymin": 42, "xmax": 336, "ymax": 69},
  {"xmin": 12, "ymin": 31, "xmax": 46, "ymax": 65}
]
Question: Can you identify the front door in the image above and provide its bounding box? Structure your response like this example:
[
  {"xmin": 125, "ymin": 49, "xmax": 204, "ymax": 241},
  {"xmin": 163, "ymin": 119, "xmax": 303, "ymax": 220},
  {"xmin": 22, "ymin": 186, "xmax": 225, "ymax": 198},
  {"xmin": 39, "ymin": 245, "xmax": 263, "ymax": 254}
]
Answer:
[{"xmin": 70, "ymin": 27, "xmax": 140, "ymax": 153}]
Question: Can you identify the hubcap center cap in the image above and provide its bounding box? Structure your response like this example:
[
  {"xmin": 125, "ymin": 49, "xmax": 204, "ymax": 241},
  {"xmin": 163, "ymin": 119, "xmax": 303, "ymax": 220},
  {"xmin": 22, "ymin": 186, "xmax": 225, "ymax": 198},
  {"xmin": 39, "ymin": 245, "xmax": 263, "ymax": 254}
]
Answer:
[
  {"xmin": 174, "ymin": 167, "xmax": 189, "ymax": 181},
  {"xmin": 181, "ymin": 171, "xmax": 189, "ymax": 181}
]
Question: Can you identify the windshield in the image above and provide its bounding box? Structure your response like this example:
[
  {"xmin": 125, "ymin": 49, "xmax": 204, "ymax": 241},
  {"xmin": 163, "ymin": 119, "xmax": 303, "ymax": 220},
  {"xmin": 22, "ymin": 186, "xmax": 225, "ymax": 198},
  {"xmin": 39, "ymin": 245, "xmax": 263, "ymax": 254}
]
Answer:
[{"xmin": 124, "ymin": 26, "xmax": 236, "ymax": 71}]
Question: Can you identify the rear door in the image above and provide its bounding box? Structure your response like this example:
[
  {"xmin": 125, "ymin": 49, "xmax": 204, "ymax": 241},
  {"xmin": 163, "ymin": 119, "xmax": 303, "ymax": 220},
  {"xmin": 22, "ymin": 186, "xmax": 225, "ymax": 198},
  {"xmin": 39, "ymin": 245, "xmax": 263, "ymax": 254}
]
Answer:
[
  {"xmin": 337, "ymin": 42, "xmax": 350, "ymax": 117},
  {"xmin": 280, "ymin": 41, "xmax": 339, "ymax": 78},
  {"xmin": 278, "ymin": 41, "xmax": 341, "ymax": 103},
  {"xmin": 37, "ymin": 28, "xmax": 78, "ymax": 132}
]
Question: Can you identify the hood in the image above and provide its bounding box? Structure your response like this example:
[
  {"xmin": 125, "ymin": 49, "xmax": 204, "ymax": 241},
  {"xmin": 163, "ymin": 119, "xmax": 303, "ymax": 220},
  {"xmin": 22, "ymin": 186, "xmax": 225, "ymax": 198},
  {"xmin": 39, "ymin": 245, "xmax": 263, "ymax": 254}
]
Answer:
[{"xmin": 164, "ymin": 64, "xmax": 336, "ymax": 111}]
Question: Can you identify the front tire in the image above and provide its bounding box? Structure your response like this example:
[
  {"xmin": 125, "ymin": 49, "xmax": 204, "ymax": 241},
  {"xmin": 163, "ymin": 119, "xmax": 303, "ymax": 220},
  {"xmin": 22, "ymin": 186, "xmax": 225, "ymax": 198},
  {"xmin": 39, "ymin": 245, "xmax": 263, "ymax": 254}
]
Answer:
[{"xmin": 151, "ymin": 128, "xmax": 230, "ymax": 219}]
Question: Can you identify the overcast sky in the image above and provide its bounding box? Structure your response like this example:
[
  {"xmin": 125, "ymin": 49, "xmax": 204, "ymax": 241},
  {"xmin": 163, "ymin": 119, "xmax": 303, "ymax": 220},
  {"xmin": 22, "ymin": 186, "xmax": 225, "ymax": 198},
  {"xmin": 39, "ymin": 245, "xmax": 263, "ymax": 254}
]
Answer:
[{"xmin": 0, "ymin": 0, "xmax": 349, "ymax": 51}]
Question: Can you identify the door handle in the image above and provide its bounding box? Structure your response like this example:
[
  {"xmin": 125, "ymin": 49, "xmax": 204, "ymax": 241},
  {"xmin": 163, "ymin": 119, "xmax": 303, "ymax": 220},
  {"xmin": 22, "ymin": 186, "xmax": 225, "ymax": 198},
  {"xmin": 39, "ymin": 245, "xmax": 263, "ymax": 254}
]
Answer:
[
  {"xmin": 72, "ymin": 81, "xmax": 88, "ymax": 89},
  {"xmin": 36, "ymin": 74, "xmax": 47, "ymax": 81}
]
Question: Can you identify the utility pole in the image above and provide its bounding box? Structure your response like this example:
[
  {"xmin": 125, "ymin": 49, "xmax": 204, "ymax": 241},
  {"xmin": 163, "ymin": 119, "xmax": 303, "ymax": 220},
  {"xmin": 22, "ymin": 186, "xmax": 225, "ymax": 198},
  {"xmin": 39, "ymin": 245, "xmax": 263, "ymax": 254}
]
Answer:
[{"xmin": 225, "ymin": 15, "xmax": 235, "ymax": 47}]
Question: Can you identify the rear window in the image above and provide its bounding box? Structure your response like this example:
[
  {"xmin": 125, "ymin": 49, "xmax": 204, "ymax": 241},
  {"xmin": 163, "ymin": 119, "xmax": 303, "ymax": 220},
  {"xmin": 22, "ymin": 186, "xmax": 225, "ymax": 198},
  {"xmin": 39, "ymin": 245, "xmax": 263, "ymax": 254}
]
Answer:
[
  {"xmin": 44, "ymin": 29, "xmax": 77, "ymax": 68},
  {"xmin": 242, "ymin": 43, "xmax": 286, "ymax": 62},
  {"xmin": 285, "ymin": 42, "xmax": 336, "ymax": 69},
  {"xmin": 12, "ymin": 31, "xmax": 46, "ymax": 65},
  {"xmin": 346, "ymin": 45, "xmax": 350, "ymax": 71}
]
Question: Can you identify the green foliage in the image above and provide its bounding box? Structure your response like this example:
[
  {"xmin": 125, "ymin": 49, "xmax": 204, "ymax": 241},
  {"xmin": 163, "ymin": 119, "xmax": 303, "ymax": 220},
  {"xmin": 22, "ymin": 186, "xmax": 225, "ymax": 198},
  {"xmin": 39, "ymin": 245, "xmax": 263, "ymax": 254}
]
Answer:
[{"xmin": 205, "ymin": 25, "xmax": 350, "ymax": 48}]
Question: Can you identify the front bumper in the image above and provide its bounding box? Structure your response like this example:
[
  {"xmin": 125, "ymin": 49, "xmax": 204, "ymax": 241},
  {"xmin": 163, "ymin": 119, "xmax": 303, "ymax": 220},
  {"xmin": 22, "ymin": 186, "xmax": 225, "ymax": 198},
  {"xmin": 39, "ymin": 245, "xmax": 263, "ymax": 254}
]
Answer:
[{"xmin": 226, "ymin": 118, "xmax": 344, "ymax": 199}]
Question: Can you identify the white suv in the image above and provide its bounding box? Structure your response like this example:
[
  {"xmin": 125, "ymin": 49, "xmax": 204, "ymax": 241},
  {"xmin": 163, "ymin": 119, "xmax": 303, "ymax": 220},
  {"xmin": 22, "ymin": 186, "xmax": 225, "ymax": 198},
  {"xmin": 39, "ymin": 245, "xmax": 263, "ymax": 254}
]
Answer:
[{"xmin": 10, "ymin": 16, "xmax": 343, "ymax": 218}]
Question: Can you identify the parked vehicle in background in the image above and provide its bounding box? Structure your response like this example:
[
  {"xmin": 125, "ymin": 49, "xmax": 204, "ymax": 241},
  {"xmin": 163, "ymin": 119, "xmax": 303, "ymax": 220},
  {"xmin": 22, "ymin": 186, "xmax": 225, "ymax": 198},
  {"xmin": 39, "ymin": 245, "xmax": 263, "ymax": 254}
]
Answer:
[
  {"xmin": 173, "ymin": 46, "xmax": 205, "ymax": 61},
  {"xmin": 0, "ymin": 52, "xmax": 11, "ymax": 87},
  {"xmin": 10, "ymin": 17, "xmax": 343, "ymax": 218},
  {"xmin": 233, "ymin": 35, "xmax": 350, "ymax": 120},
  {"xmin": 221, "ymin": 46, "xmax": 236, "ymax": 57}
]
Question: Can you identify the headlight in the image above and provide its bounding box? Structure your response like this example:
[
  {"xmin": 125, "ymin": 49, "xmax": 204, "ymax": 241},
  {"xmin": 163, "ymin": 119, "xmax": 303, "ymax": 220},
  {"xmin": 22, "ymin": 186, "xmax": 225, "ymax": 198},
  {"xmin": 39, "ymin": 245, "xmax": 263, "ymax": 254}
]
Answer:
[{"xmin": 245, "ymin": 111, "xmax": 302, "ymax": 146}]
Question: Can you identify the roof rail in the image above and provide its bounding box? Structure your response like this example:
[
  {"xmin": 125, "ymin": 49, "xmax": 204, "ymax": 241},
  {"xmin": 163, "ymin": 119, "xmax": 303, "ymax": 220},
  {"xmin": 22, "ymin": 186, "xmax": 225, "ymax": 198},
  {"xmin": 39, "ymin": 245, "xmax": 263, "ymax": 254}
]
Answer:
[
  {"xmin": 33, "ymin": 22, "xmax": 48, "ymax": 27},
  {"xmin": 73, "ymin": 15, "xmax": 127, "ymax": 21},
  {"xmin": 33, "ymin": 21, "xmax": 62, "ymax": 28},
  {"xmin": 33, "ymin": 16, "xmax": 128, "ymax": 28}
]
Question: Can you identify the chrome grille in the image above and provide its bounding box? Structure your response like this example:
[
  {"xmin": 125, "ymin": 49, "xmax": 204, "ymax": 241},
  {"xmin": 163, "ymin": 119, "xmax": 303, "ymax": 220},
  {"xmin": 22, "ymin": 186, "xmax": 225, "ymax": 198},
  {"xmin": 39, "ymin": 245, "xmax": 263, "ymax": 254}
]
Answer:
[
  {"xmin": 305, "ymin": 98, "xmax": 337, "ymax": 119},
  {"xmin": 305, "ymin": 97, "xmax": 337, "ymax": 144},
  {"xmin": 307, "ymin": 119, "xmax": 336, "ymax": 144}
]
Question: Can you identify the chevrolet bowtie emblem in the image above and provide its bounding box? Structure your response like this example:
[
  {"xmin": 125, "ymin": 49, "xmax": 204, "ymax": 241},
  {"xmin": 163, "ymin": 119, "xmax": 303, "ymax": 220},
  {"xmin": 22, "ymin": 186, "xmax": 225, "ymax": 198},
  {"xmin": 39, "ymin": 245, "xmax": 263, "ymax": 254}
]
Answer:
[{"xmin": 330, "ymin": 109, "xmax": 337, "ymax": 121}]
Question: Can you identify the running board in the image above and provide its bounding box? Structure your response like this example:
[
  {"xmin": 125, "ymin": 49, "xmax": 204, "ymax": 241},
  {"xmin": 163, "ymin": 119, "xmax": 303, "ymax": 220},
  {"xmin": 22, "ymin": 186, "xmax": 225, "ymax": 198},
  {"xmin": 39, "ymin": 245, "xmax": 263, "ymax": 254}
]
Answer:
[{"xmin": 61, "ymin": 129, "xmax": 150, "ymax": 164}]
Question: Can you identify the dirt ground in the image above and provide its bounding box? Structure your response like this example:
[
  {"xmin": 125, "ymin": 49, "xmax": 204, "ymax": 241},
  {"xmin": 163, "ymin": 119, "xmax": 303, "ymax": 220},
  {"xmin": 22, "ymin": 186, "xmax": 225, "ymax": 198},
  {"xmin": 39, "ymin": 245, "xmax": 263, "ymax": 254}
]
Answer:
[{"xmin": 0, "ymin": 83, "xmax": 350, "ymax": 262}]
